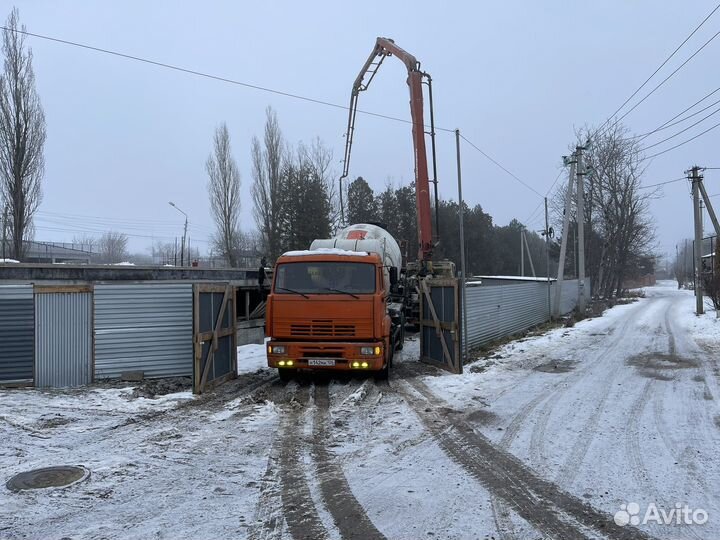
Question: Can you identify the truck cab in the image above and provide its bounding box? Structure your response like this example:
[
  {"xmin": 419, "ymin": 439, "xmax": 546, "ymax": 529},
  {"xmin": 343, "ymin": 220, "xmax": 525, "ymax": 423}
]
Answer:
[{"xmin": 265, "ymin": 248, "xmax": 403, "ymax": 381}]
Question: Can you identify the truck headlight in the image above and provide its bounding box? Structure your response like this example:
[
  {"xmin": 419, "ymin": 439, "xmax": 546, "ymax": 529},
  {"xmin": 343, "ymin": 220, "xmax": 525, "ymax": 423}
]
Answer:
[
  {"xmin": 360, "ymin": 347, "xmax": 374, "ymax": 355},
  {"xmin": 271, "ymin": 345, "xmax": 286, "ymax": 354}
]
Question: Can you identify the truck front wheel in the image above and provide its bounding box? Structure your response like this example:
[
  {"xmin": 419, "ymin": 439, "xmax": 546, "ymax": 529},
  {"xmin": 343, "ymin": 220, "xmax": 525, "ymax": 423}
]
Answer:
[{"xmin": 278, "ymin": 369, "xmax": 296, "ymax": 383}]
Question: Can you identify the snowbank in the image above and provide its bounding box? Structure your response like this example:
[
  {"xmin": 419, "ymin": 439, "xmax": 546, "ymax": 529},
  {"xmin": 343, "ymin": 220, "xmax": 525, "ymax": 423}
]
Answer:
[{"xmin": 237, "ymin": 339, "xmax": 270, "ymax": 375}]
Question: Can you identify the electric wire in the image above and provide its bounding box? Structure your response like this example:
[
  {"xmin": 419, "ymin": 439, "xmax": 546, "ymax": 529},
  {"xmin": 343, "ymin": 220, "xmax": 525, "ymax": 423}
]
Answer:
[
  {"xmin": 2, "ymin": 26, "xmax": 548, "ymax": 202},
  {"xmin": 640, "ymin": 119, "xmax": 720, "ymax": 161},
  {"xmin": 630, "ymin": 88, "xmax": 720, "ymax": 142},
  {"xmin": 637, "ymin": 176, "xmax": 688, "ymax": 189},
  {"xmin": 591, "ymin": 3, "xmax": 720, "ymax": 140},
  {"xmin": 636, "ymin": 104, "xmax": 720, "ymax": 152},
  {"xmin": 1, "ymin": 25, "xmax": 456, "ymax": 134},
  {"xmin": 459, "ymin": 133, "xmax": 543, "ymax": 197}
]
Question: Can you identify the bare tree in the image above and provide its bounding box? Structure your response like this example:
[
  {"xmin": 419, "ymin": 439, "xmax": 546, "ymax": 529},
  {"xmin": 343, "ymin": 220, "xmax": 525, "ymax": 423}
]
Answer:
[
  {"xmin": 251, "ymin": 106, "xmax": 285, "ymax": 262},
  {"xmin": 0, "ymin": 9, "xmax": 45, "ymax": 261},
  {"xmin": 72, "ymin": 233, "xmax": 96, "ymax": 253},
  {"xmin": 579, "ymin": 124, "xmax": 655, "ymax": 297},
  {"xmin": 96, "ymin": 231, "xmax": 129, "ymax": 263},
  {"xmin": 207, "ymin": 123, "xmax": 241, "ymax": 267},
  {"xmin": 151, "ymin": 239, "xmax": 177, "ymax": 265}
]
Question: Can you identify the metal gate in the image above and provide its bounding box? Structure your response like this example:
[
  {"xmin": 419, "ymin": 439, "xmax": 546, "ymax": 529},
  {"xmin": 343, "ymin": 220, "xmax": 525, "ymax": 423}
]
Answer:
[
  {"xmin": 193, "ymin": 284, "xmax": 237, "ymax": 394},
  {"xmin": 0, "ymin": 285, "xmax": 34, "ymax": 384},
  {"xmin": 419, "ymin": 278, "xmax": 462, "ymax": 374},
  {"xmin": 94, "ymin": 284, "xmax": 193, "ymax": 379},
  {"xmin": 35, "ymin": 288, "xmax": 93, "ymax": 388}
]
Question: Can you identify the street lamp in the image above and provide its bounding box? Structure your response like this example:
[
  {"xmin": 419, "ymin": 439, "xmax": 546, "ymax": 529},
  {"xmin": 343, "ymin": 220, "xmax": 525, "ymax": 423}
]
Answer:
[{"xmin": 169, "ymin": 201, "xmax": 188, "ymax": 267}]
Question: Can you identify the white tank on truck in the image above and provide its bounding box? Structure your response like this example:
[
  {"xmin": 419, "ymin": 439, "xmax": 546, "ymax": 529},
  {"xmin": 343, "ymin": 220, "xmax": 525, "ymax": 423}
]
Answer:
[{"xmin": 310, "ymin": 223, "xmax": 402, "ymax": 292}]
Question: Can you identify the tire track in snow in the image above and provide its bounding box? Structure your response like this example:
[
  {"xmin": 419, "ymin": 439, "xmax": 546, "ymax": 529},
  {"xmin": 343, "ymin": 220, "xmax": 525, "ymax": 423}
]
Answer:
[
  {"xmin": 398, "ymin": 378, "xmax": 657, "ymax": 540},
  {"xmin": 488, "ymin": 305, "xmax": 642, "ymax": 536},
  {"xmin": 652, "ymin": 298, "xmax": 717, "ymax": 519},
  {"xmin": 526, "ymin": 309, "xmax": 639, "ymax": 466},
  {"xmin": 491, "ymin": 391, "xmax": 550, "ymax": 539},
  {"xmin": 247, "ymin": 420, "xmax": 285, "ymax": 540},
  {"xmin": 312, "ymin": 384, "xmax": 386, "ymax": 540},
  {"xmin": 551, "ymin": 308, "xmax": 643, "ymax": 487},
  {"xmin": 273, "ymin": 386, "xmax": 332, "ymax": 540}
]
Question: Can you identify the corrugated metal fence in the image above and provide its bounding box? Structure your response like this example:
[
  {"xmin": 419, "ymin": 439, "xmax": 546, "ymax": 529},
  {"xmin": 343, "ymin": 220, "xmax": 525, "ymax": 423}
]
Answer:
[
  {"xmin": 35, "ymin": 291, "xmax": 93, "ymax": 387},
  {"xmin": 94, "ymin": 284, "xmax": 193, "ymax": 379},
  {"xmin": 0, "ymin": 285, "xmax": 34, "ymax": 383},
  {"xmin": 465, "ymin": 279, "xmax": 590, "ymax": 349}
]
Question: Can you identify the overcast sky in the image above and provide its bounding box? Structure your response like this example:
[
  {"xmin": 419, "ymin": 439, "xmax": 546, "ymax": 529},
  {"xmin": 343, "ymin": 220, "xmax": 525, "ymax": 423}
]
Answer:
[{"xmin": 5, "ymin": 0, "xmax": 719, "ymax": 261}]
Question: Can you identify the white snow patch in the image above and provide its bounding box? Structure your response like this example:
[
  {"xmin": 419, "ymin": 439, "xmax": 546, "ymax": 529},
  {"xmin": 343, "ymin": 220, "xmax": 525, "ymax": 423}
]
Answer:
[
  {"xmin": 281, "ymin": 248, "xmax": 370, "ymax": 257},
  {"xmin": 0, "ymin": 258, "xmax": 19, "ymax": 263},
  {"xmin": 237, "ymin": 339, "xmax": 271, "ymax": 375},
  {"xmin": 111, "ymin": 261, "xmax": 135, "ymax": 266}
]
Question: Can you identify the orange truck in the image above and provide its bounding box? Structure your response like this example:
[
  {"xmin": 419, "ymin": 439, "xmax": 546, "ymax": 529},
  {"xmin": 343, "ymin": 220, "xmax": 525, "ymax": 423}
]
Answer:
[{"xmin": 265, "ymin": 223, "xmax": 406, "ymax": 381}]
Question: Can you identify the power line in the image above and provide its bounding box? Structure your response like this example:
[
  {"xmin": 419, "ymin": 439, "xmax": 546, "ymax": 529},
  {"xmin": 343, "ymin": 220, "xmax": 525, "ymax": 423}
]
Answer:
[
  {"xmin": 7, "ymin": 25, "xmax": 547, "ymax": 214},
  {"xmin": 35, "ymin": 212, "xmax": 214, "ymax": 235},
  {"xmin": 592, "ymin": 3, "xmax": 720, "ymax": 140},
  {"xmin": 630, "ymin": 88, "xmax": 720, "ymax": 141},
  {"xmin": 35, "ymin": 224, "xmax": 209, "ymax": 243},
  {"xmin": 459, "ymin": 134, "xmax": 543, "ymax": 197},
  {"xmin": 524, "ymin": 169, "xmax": 565, "ymax": 226},
  {"xmin": 640, "ymin": 119, "xmax": 720, "ymax": 161},
  {"xmin": 638, "ymin": 176, "xmax": 688, "ymax": 189},
  {"xmin": 637, "ymin": 104, "xmax": 720, "ymax": 152},
  {"xmin": 613, "ymin": 33, "xmax": 720, "ymax": 126},
  {"xmin": 3, "ymin": 25, "xmax": 456, "ymax": 134}
]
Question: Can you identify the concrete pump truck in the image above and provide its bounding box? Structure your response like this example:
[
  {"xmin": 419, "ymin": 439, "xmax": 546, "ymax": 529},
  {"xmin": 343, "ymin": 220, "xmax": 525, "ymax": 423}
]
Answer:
[{"xmin": 265, "ymin": 37, "xmax": 453, "ymax": 380}]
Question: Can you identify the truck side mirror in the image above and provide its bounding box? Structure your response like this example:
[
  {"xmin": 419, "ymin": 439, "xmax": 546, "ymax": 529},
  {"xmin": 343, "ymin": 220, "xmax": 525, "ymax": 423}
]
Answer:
[{"xmin": 389, "ymin": 267, "xmax": 398, "ymax": 287}]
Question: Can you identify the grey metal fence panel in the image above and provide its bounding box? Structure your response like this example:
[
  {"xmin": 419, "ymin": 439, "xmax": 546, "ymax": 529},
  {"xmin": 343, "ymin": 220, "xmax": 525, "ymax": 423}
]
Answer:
[
  {"xmin": 465, "ymin": 278, "xmax": 592, "ymax": 349},
  {"xmin": 0, "ymin": 285, "xmax": 34, "ymax": 383},
  {"xmin": 35, "ymin": 292, "xmax": 92, "ymax": 388},
  {"xmin": 95, "ymin": 284, "xmax": 193, "ymax": 379}
]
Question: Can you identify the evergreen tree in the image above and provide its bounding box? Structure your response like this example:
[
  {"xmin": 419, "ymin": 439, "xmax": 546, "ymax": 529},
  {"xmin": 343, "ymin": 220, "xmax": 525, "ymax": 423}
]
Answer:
[
  {"xmin": 376, "ymin": 185, "xmax": 399, "ymax": 235},
  {"xmin": 347, "ymin": 177, "xmax": 378, "ymax": 224},
  {"xmin": 278, "ymin": 162, "xmax": 332, "ymax": 252}
]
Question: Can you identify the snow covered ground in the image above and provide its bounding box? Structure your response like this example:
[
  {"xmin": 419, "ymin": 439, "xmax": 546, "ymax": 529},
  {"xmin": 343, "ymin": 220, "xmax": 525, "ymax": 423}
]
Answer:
[{"xmin": 2, "ymin": 280, "xmax": 720, "ymax": 539}]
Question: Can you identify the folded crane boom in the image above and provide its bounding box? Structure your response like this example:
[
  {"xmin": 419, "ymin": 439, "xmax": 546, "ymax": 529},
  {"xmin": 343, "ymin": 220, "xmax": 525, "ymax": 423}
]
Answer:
[{"xmin": 340, "ymin": 37, "xmax": 439, "ymax": 264}]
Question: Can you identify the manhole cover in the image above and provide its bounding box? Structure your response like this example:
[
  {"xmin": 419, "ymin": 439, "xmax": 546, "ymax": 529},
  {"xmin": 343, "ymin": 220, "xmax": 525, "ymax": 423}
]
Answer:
[{"xmin": 6, "ymin": 465, "xmax": 90, "ymax": 492}]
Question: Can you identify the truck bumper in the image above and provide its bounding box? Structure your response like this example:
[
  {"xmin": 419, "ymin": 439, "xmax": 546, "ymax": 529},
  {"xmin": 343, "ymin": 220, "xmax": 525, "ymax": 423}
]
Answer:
[{"xmin": 266, "ymin": 340, "xmax": 385, "ymax": 371}]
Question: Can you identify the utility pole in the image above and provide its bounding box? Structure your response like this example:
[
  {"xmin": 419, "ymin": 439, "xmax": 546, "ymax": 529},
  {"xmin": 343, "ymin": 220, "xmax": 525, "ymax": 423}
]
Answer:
[
  {"xmin": 544, "ymin": 197, "xmax": 551, "ymax": 318},
  {"xmin": 576, "ymin": 145, "xmax": 587, "ymax": 313},
  {"xmin": 554, "ymin": 152, "xmax": 576, "ymax": 317},
  {"xmin": 690, "ymin": 166, "xmax": 704, "ymax": 314},
  {"xmin": 683, "ymin": 238, "xmax": 687, "ymax": 286},
  {"xmin": 520, "ymin": 229, "xmax": 525, "ymax": 276},
  {"xmin": 522, "ymin": 229, "xmax": 536, "ymax": 277},
  {"xmin": 698, "ymin": 179, "xmax": 720, "ymax": 237},
  {"xmin": 455, "ymin": 129, "xmax": 468, "ymax": 365},
  {"xmin": 169, "ymin": 202, "xmax": 189, "ymax": 267}
]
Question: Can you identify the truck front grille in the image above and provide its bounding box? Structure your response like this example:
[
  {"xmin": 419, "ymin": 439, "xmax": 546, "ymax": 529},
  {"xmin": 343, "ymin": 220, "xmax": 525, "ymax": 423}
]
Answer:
[{"xmin": 290, "ymin": 320, "xmax": 356, "ymax": 337}]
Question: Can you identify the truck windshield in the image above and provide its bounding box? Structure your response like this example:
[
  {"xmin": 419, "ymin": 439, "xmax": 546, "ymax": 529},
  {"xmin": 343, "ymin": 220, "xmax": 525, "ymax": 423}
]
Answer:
[{"xmin": 274, "ymin": 261, "xmax": 376, "ymax": 295}]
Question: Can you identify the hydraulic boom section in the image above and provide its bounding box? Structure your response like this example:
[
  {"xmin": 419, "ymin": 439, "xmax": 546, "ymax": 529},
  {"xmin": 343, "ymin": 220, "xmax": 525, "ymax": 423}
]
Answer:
[{"xmin": 340, "ymin": 37, "xmax": 439, "ymax": 264}]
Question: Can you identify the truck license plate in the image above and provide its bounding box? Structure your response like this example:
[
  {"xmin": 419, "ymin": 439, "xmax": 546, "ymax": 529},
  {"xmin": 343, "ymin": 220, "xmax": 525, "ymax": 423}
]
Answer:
[{"xmin": 308, "ymin": 359, "xmax": 336, "ymax": 367}]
